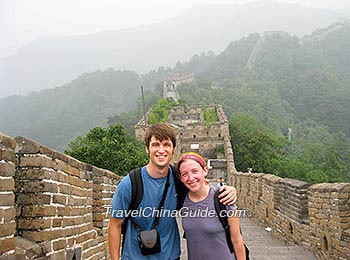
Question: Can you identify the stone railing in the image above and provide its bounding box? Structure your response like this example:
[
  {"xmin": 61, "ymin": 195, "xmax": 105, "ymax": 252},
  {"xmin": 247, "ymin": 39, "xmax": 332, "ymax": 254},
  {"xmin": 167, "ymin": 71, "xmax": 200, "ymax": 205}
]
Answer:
[{"xmin": 0, "ymin": 133, "xmax": 120, "ymax": 259}]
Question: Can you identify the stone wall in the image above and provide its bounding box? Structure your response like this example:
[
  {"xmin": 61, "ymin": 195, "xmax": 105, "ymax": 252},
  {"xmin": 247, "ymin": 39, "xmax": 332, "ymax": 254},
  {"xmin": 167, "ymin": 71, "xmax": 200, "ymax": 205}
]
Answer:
[
  {"xmin": 0, "ymin": 134, "xmax": 120, "ymax": 259},
  {"xmin": 0, "ymin": 133, "xmax": 16, "ymax": 259},
  {"xmin": 232, "ymin": 172, "xmax": 350, "ymax": 260}
]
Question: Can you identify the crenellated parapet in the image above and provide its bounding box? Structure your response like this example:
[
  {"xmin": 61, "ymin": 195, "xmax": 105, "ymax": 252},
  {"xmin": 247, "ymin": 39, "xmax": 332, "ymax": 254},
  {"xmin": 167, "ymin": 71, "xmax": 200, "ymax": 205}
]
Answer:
[
  {"xmin": 233, "ymin": 169, "xmax": 350, "ymax": 260},
  {"xmin": 0, "ymin": 133, "xmax": 121, "ymax": 259},
  {"xmin": 0, "ymin": 133, "xmax": 16, "ymax": 259}
]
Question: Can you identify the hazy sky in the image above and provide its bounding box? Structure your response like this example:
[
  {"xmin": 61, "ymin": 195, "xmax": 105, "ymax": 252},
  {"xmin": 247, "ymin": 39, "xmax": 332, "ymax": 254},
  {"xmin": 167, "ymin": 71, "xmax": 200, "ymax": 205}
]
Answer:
[{"xmin": 1, "ymin": 0, "xmax": 349, "ymax": 58}]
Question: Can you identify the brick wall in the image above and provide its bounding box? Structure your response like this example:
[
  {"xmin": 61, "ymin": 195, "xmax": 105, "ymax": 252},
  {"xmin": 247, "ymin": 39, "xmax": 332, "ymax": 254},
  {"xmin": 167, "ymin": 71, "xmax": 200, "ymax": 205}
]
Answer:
[
  {"xmin": 233, "ymin": 171, "xmax": 350, "ymax": 260},
  {"xmin": 0, "ymin": 133, "xmax": 120, "ymax": 259},
  {"xmin": 0, "ymin": 133, "xmax": 16, "ymax": 259}
]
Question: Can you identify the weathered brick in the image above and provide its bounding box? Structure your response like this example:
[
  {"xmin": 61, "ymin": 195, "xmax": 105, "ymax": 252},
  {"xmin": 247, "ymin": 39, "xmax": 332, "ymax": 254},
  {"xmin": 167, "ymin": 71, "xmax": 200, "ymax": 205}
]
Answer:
[
  {"xmin": 52, "ymin": 195, "xmax": 66, "ymax": 205},
  {"xmin": 19, "ymin": 155, "xmax": 57, "ymax": 169},
  {"xmin": 52, "ymin": 218, "xmax": 62, "ymax": 228},
  {"xmin": 22, "ymin": 229, "xmax": 61, "ymax": 242},
  {"xmin": 0, "ymin": 133, "xmax": 16, "ymax": 149},
  {"xmin": 0, "ymin": 193, "xmax": 15, "ymax": 206},
  {"xmin": 0, "ymin": 162, "xmax": 15, "ymax": 177},
  {"xmin": 57, "ymin": 206, "xmax": 71, "ymax": 216},
  {"xmin": 0, "ymin": 237, "xmax": 16, "ymax": 255},
  {"xmin": 22, "ymin": 206, "xmax": 56, "ymax": 217},
  {"xmin": 22, "ymin": 181, "xmax": 58, "ymax": 193},
  {"xmin": 47, "ymin": 250, "xmax": 65, "ymax": 260},
  {"xmin": 0, "ymin": 149, "xmax": 15, "ymax": 163},
  {"xmin": 52, "ymin": 239, "xmax": 66, "ymax": 251},
  {"xmin": 0, "ymin": 221, "xmax": 16, "ymax": 237},
  {"xmin": 3, "ymin": 207, "xmax": 15, "ymax": 222},
  {"xmin": 0, "ymin": 178, "xmax": 14, "ymax": 192},
  {"xmin": 17, "ymin": 218, "xmax": 51, "ymax": 229},
  {"xmin": 15, "ymin": 136, "xmax": 40, "ymax": 154},
  {"xmin": 57, "ymin": 160, "xmax": 69, "ymax": 173},
  {"xmin": 16, "ymin": 194, "xmax": 51, "ymax": 205},
  {"xmin": 15, "ymin": 168, "xmax": 52, "ymax": 180}
]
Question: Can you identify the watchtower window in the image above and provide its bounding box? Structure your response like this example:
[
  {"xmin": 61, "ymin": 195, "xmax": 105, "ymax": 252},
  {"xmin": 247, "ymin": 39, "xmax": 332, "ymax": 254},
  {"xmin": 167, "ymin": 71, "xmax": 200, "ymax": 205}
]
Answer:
[{"xmin": 193, "ymin": 135, "xmax": 196, "ymax": 138}]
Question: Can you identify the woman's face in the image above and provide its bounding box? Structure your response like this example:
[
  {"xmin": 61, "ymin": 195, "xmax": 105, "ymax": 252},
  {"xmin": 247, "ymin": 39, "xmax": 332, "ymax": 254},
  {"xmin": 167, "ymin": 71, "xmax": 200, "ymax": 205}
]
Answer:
[{"xmin": 179, "ymin": 159, "xmax": 208, "ymax": 193}]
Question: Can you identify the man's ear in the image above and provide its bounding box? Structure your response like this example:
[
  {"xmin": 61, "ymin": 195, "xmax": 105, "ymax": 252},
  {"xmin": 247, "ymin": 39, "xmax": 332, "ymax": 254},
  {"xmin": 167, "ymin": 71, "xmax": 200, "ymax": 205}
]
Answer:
[
  {"xmin": 145, "ymin": 146, "xmax": 150, "ymax": 155},
  {"xmin": 203, "ymin": 166, "xmax": 209, "ymax": 177}
]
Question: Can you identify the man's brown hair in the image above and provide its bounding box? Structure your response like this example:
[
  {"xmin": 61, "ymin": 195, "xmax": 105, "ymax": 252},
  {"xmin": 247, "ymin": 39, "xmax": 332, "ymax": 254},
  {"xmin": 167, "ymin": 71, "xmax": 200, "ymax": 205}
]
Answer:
[{"xmin": 144, "ymin": 123, "xmax": 177, "ymax": 148}]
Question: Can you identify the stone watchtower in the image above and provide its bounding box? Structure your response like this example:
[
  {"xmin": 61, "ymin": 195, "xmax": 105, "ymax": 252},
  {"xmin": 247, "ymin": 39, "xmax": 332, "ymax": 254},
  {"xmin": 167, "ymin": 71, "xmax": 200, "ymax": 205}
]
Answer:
[
  {"xmin": 136, "ymin": 72, "xmax": 236, "ymax": 182},
  {"xmin": 163, "ymin": 72, "xmax": 194, "ymax": 102}
]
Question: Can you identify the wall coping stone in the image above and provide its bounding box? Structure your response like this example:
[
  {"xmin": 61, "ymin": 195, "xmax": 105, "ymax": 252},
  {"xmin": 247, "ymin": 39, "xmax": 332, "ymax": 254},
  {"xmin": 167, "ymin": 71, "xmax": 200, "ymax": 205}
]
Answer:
[
  {"xmin": 261, "ymin": 174, "xmax": 282, "ymax": 183},
  {"xmin": 309, "ymin": 183, "xmax": 350, "ymax": 192},
  {"xmin": 280, "ymin": 178, "xmax": 312, "ymax": 189},
  {"xmin": 0, "ymin": 132, "xmax": 16, "ymax": 149}
]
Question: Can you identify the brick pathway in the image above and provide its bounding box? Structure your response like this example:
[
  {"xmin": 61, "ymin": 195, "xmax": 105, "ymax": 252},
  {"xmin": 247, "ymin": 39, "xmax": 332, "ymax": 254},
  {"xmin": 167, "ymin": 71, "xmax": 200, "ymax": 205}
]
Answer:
[{"xmin": 177, "ymin": 215, "xmax": 317, "ymax": 260}]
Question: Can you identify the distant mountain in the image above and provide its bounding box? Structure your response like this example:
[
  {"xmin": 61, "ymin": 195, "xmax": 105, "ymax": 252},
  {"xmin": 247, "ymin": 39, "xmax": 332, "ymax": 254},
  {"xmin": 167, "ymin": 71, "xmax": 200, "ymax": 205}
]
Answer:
[
  {"xmin": 1, "ymin": 21, "xmax": 350, "ymax": 153},
  {"xmin": 1, "ymin": 1, "xmax": 349, "ymax": 98},
  {"xmin": 178, "ymin": 21, "xmax": 350, "ymax": 139},
  {"xmin": 0, "ymin": 69, "xmax": 142, "ymax": 151}
]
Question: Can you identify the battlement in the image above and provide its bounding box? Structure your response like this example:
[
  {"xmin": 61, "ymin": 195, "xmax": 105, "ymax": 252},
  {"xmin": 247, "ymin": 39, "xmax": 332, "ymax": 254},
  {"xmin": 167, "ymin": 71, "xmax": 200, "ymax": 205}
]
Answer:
[
  {"xmin": 0, "ymin": 132, "xmax": 120, "ymax": 259},
  {"xmin": 135, "ymin": 104, "xmax": 232, "ymax": 163}
]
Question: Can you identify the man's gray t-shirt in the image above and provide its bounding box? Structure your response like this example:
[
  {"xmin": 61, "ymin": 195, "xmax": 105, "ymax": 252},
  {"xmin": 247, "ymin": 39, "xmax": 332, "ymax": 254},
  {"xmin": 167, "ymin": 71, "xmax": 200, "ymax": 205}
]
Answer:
[{"xmin": 181, "ymin": 186, "xmax": 237, "ymax": 260}]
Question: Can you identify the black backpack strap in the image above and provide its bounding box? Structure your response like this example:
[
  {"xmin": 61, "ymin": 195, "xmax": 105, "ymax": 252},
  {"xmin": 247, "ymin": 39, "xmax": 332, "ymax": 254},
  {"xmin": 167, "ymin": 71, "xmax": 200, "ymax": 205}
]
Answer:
[
  {"xmin": 214, "ymin": 189, "xmax": 235, "ymax": 253},
  {"xmin": 170, "ymin": 164, "xmax": 188, "ymax": 210},
  {"xmin": 121, "ymin": 167, "xmax": 143, "ymax": 251},
  {"xmin": 129, "ymin": 167, "xmax": 143, "ymax": 211}
]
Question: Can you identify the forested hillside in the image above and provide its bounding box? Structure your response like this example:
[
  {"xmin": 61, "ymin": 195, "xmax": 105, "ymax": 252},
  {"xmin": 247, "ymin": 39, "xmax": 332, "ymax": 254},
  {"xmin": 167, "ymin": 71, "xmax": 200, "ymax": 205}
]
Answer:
[
  {"xmin": 174, "ymin": 22, "xmax": 350, "ymax": 182},
  {"xmin": 0, "ymin": 69, "xmax": 142, "ymax": 151},
  {"xmin": 1, "ymin": 21, "xmax": 350, "ymax": 175}
]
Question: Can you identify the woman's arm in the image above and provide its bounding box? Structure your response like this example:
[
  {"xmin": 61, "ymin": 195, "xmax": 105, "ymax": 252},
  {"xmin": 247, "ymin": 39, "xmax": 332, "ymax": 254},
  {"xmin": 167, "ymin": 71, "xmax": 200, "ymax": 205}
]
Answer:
[{"xmin": 228, "ymin": 212, "xmax": 246, "ymax": 260}]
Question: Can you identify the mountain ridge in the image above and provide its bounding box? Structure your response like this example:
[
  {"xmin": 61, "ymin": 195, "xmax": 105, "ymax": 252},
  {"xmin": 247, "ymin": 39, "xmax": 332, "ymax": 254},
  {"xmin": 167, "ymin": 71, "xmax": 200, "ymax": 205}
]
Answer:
[{"xmin": 1, "ymin": 1, "xmax": 349, "ymax": 98}]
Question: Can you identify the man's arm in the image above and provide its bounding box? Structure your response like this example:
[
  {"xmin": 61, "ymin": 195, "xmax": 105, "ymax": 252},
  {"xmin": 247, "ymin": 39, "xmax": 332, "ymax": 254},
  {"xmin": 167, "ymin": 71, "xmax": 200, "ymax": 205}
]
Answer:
[
  {"xmin": 228, "ymin": 214, "xmax": 246, "ymax": 260},
  {"xmin": 108, "ymin": 217, "xmax": 124, "ymax": 260},
  {"xmin": 218, "ymin": 185, "xmax": 237, "ymax": 205}
]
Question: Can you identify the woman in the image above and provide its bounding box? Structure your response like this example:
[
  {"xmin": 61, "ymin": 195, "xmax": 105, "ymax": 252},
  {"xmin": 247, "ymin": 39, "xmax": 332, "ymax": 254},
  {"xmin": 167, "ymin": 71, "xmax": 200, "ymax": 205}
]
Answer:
[{"xmin": 177, "ymin": 152, "xmax": 246, "ymax": 260}]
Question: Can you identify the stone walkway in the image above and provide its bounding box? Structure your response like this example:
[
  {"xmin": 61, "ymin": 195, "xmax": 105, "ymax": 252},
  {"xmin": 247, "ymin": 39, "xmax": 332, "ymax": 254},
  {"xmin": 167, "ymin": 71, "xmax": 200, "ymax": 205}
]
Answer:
[{"xmin": 177, "ymin": 215, "xmax": 317, "ymax": 260}]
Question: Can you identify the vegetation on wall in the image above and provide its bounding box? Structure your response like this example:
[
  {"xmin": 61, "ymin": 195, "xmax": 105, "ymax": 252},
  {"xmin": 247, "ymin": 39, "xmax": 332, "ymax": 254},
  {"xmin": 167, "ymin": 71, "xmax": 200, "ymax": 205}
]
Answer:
[{"xmin": 201, "ymin": 107, "xmax": 219, "ymax": 126}]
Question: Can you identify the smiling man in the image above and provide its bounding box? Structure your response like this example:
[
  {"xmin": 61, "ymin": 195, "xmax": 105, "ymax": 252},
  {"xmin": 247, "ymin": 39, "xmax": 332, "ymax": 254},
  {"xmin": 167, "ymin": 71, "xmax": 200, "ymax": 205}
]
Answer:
[{"xmin": 108, "ymin": 123, "xmax": 236, "ymax": 260}]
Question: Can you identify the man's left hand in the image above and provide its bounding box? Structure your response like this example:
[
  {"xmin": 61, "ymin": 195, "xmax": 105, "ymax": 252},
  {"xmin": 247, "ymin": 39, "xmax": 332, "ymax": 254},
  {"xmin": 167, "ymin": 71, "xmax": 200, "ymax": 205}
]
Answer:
[{"xmin": 218, "ymin": 185, "xmax": 237, "ymax": 205}]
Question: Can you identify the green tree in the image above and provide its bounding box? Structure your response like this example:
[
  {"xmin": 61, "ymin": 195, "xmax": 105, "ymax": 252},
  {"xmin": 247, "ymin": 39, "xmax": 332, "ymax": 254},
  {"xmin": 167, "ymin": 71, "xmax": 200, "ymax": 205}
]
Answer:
[
  {"xmin": 65, "ymin": 124, "xmax": 148, "ymax": 175},
  {"xmin": 229, "ymin": 114, "xmax": 289, "ymax": 174}
]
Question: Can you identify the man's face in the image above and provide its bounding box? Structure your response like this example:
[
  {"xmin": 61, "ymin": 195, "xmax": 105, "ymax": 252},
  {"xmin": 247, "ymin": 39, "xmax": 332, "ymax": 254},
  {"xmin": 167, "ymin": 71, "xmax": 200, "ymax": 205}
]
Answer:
[{"xmin": 146, "ymin": 136, "xmax": 175, "ymax": 169}]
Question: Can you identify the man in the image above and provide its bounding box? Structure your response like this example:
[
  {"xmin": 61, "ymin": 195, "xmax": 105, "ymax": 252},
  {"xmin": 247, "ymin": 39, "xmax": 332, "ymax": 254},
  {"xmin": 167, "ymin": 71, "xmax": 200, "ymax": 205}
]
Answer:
[
  {"xmin": 217, "ymin": 176, "xmax": 226, "ymax": 188},
  {"xmin": 108, "ymin": 123, "xmax": 237, "ymax": 260}
]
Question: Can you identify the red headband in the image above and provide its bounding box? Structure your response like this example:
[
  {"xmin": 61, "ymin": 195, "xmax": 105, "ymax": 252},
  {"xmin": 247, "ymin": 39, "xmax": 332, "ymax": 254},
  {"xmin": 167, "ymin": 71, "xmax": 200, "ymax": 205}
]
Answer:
[{"xmin": 178, "ymin": 152, "xmax": 206, "ymax": 169}]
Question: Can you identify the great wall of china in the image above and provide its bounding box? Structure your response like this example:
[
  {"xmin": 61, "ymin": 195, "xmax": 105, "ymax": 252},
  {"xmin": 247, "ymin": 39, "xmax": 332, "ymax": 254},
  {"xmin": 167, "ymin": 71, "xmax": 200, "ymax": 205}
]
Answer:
[{"xmin": 1, "ymin": 72, "xmax": 349, "ymax": 259}]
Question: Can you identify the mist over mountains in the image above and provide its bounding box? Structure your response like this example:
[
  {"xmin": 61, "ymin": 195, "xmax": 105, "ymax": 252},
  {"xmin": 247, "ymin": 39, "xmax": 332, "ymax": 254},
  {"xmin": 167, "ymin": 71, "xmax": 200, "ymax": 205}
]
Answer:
[
  {"xmin": 1, "ymin": 1, "xmax": 349, "ymax": 98},
  {"xmin": 1, "ymin": 20, "xmax": 350, "ymax": 152}
]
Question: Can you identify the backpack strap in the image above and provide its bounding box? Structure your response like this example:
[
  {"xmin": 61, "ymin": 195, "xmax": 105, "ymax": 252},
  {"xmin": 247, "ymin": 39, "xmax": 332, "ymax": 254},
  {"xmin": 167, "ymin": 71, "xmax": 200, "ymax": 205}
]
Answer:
[
  {"xmin": 171, "ymin": 164, "xmax": 188, "ymax": 210},
  {"xmin": 128, "ymin": 167, "xmax": 143, "ymax": 211},
  {"xmin": 214, "ymin": 189, "xmax": 235, "ymax": 253},
  {"xmin": 121, "ymin": 167, "xmax": 143, "ymax": 252}
]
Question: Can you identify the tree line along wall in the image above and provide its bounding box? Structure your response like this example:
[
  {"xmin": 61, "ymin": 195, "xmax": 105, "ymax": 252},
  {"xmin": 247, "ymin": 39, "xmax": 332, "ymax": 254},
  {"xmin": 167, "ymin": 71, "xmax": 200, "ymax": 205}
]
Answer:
[{"xmin": 0, "ymin": 132, "xmax": 120, "ymax": 260}]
